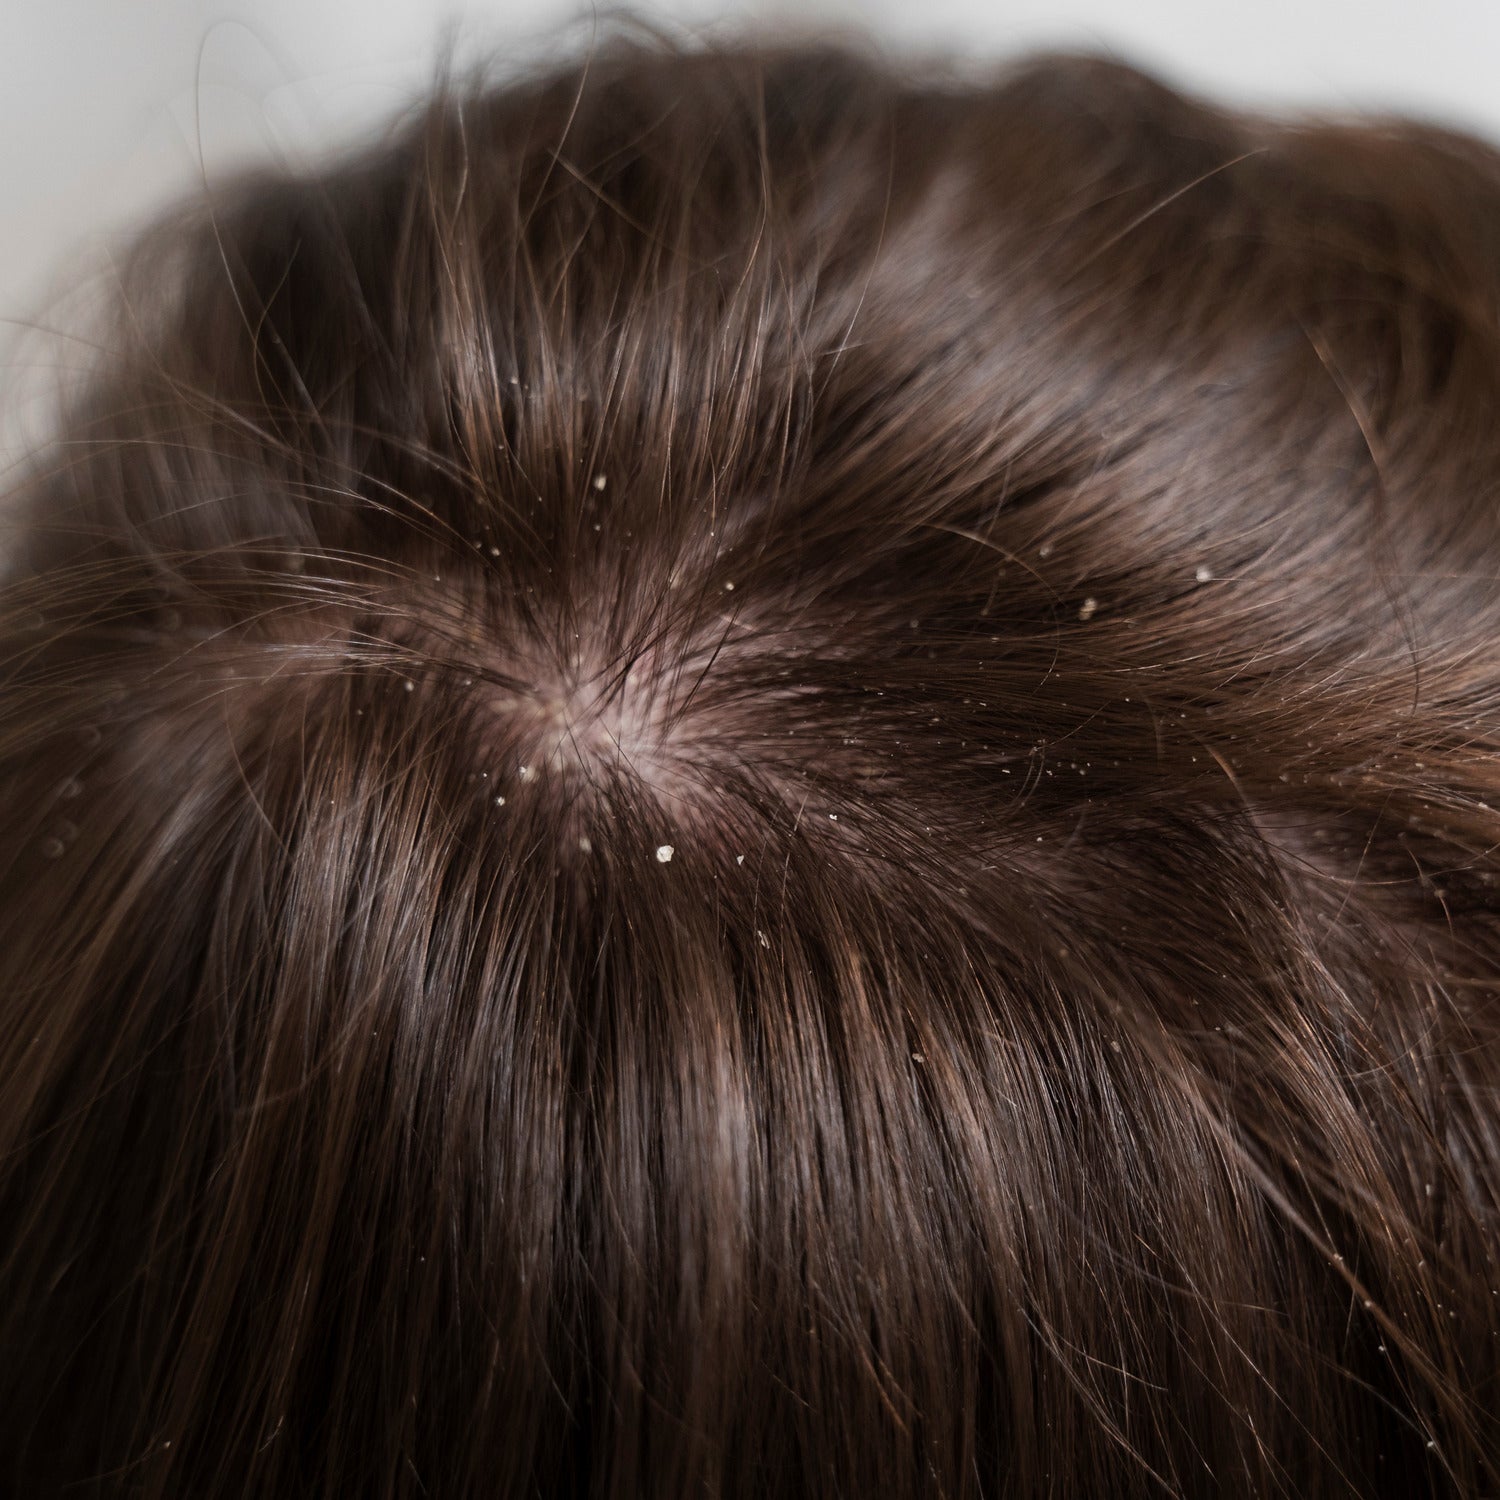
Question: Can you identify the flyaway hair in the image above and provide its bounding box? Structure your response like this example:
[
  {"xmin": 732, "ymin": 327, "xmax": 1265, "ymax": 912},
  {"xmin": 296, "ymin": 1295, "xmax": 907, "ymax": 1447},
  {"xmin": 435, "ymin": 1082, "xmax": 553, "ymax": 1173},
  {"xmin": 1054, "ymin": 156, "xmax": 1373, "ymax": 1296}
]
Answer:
[{"xmin": 1, "ymin": 36, "xmax": 1499, "ymax": 1499}]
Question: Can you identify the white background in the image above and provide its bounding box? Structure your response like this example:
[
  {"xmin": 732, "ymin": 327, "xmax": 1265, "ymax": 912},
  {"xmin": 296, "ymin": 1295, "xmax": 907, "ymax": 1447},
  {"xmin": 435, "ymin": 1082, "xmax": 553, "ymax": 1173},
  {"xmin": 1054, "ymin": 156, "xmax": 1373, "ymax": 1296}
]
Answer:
[{"xmin": 3, "ymin": 1, "xmax": 1497, "ymax": 456}]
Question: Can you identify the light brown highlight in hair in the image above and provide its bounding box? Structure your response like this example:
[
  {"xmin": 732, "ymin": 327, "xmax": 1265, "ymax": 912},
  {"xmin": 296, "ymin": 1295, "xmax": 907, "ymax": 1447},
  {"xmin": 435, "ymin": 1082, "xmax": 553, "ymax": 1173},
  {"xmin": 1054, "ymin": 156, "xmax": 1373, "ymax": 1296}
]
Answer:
[{"xmin": 2, "ymin": 34, "xmax": 1499, "ymax": 1500}]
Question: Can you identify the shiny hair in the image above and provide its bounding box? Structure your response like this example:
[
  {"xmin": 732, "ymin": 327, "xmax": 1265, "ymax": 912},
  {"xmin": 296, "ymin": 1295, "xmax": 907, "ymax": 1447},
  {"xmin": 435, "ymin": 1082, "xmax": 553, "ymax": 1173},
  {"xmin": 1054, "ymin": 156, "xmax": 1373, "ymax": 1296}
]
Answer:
[{"xmin": 2, "ymin": 36, "xmax": 1499, "ymax": 1499}]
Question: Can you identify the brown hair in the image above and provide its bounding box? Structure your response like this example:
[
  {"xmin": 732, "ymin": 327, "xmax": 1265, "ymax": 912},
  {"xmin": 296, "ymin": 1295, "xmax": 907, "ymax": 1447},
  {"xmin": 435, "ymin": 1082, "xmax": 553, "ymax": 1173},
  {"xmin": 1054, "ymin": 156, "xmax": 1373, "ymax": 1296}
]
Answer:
[{"xmin": 2, "ymin": 35, "xmax": 1499, "ymax": 1499}]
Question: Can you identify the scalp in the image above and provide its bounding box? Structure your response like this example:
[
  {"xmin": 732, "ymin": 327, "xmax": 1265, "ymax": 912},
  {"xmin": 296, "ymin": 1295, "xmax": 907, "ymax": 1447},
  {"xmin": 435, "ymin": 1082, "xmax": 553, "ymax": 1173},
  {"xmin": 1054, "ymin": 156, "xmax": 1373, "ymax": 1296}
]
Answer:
[{"xmin": 3, "ymin": 35, "xmax": 1500, "ymax": 1500}]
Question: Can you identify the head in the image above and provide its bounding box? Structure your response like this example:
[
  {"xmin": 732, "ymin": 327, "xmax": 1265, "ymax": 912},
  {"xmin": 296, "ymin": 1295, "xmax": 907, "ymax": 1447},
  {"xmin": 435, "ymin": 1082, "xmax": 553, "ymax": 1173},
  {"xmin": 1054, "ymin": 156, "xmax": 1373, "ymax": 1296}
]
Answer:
[{"xmin": 1, "ymin": 36, "xmax": 1498, "ymax": 1499}]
